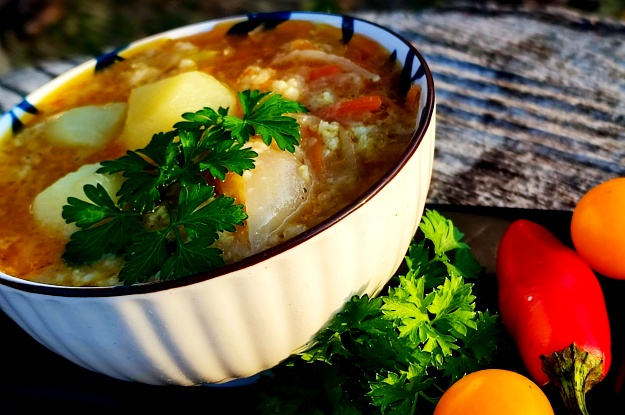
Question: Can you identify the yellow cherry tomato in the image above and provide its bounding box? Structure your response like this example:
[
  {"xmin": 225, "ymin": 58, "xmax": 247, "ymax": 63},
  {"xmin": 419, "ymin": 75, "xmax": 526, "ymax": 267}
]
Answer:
[
  {"xmin": 433, "ymin": 369, "xmax": 554, "ymax": 415},
  {"xmin": 571, "ymin": 177, "xmax": 625, "ymax": 279}
]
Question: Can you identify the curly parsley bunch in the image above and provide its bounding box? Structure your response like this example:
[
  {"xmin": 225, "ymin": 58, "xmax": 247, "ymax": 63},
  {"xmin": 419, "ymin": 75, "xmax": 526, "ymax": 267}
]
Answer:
[{"xmin": 257, "ymin": 209, "xmax": 501, "ymax": 415}]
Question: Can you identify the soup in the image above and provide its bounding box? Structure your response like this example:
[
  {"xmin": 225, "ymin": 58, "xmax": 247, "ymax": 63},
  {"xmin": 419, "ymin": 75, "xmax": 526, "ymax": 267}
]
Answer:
[{"xmin": 0, "ymin": 19, "xmax": 419, "ymax": 286}]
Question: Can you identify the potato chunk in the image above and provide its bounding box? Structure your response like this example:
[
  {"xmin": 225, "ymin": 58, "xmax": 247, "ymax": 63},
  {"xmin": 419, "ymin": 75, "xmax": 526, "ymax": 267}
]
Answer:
[
  {"xmin": 122, "ymin": 71, "xmax": 237, "ymax": 150},
  {"xmin": 32, "ymin": 164, "xmax": 124, "ymax": 238},
  {"xmin": 46, "ymin": 103, "xmax": 127, "ymax": 149},
  {"xmin": 220, "ymin": 141, "xmax": 311, "ymax": 253}
]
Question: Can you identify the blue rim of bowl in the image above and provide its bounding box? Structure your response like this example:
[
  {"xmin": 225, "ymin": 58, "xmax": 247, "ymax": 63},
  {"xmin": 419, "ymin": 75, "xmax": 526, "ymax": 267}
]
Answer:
[{"xmin": 0, "ymin": 10, "xmax": 436, "ymax": 297}]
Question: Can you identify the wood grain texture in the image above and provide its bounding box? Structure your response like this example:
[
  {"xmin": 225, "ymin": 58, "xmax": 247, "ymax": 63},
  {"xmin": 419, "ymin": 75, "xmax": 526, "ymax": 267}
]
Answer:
[
  {"xmin": 359, "ymin": 5, "xmax": 625, "ymax": 210},
  {"xmin": 2, "ymin": 5, "xmax": 625, "ymax": 210}
]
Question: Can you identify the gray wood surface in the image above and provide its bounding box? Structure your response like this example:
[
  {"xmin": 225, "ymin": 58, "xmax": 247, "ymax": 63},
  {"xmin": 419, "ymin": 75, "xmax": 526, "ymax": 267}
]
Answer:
[
  {"xmin": 2, "ymin": 5, "xmax": 624, "ymax": 211},
  {"xmin": 359, "ymin": 5, "xmax": 625, "ymax": 210}
]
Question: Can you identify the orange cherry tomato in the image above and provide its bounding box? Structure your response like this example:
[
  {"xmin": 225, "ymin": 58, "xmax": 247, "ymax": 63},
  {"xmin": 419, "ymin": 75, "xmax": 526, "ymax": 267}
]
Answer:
[
  {"xmin": 571, "ymin": 177, "xmax": 625, "ymax": 279},
  {"xmin": 433, "ymin": 369, "xmax": 554, "ymax": 415}
]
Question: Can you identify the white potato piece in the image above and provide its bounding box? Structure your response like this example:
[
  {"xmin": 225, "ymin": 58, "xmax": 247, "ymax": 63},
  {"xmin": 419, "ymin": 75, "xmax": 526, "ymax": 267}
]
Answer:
[
  {"xmin": 32, "ymin": 164, "xmax": 124, "ymax": 238},
  {"xmin": 122, "ymin": 71, "xmax": 237, "ymax": 150},
  {"xmin": 46, "ymin": 103, "xmax": 127, "ymax": 149},
  {"xmin": 221, "ymin": 142, "xmax": 311, "ymax": 253}
]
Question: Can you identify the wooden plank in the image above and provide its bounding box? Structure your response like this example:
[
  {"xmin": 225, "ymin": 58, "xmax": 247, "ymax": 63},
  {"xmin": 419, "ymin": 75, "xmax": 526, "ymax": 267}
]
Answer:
[
  {"xmin": 1, "ymin": 6, "xmax": 624, "ymax": 210},
  {"xmin": 358, "ymin": 6, "xmax": 625, "ymax": 210}
]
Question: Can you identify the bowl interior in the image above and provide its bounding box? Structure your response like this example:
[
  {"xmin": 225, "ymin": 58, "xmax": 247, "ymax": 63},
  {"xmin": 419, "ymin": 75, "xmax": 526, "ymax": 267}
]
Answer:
[{"xmin": 0, "ymin": 11, "xmax": 435, "ymax": 296}]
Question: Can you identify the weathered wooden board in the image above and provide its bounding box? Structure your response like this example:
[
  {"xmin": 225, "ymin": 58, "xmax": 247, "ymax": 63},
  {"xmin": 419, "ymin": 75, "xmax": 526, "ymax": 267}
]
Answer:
[
  {"xmin": 2, "ymin": 5, "xmax": 625, "ymax": 210},
  {"xmin": 361, "ymin": 5, "xmax": 625, "ymax": 210}
]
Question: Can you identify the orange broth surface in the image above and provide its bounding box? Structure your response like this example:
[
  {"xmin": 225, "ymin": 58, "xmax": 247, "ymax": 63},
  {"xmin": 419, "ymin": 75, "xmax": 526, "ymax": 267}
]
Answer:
[{"xmin": 0, "ymin": 20, "xmax": 419, "ymax": 286}]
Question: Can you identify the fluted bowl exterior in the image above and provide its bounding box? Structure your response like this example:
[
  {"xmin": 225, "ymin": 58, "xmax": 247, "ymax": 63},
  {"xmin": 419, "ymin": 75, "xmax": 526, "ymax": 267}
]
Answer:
[{"xmin": 0, "ymin": 11, "xmax": 436, "ymax": 385}]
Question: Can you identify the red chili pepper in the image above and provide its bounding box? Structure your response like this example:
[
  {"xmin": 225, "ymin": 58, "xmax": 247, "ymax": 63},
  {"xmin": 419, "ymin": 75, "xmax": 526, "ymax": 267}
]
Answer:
[{"xmin": 496, "ymin": 219, "xmax": 611, "ymax": 415}]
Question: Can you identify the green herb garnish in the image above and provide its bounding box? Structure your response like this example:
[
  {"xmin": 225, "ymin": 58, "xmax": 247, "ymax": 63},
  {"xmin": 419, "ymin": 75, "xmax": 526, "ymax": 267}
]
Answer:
[
  {"xmin": 257, "ymin": 209, "xmax": 500, "ymax": 415},
  {"xmin": 62, "ymin": 90, "xmax": 307, "ymax": 284}
]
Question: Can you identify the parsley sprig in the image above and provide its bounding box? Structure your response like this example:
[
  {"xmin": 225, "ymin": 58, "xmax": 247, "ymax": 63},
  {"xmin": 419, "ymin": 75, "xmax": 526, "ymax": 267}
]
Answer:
[
  {"xmin": 62, "ymin": 90, "xmax": 307, "ymax": 284},
  {"xmin": 257, "ymin": 209, "xmax": 500, "ymax": 415}
]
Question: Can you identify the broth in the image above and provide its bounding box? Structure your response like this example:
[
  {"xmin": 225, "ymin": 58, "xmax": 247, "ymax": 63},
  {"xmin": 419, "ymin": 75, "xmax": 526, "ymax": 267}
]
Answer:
[{"xmin": 0, "ymin": 20, "xmax": 419, "ymax": 286}]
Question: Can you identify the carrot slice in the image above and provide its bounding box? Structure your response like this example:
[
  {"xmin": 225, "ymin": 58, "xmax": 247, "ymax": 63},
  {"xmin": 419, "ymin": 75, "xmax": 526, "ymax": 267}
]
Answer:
[
  {"xmin": 307, "ymin": 138, "xmax": 326, "ymax": 174},
  {"xmin": 334, "ymin": 95, "xmax": 382, "ymax": 116},
  {"xmin": 405, "ymin": 84, "xmax": 421, "ymax": 111},
  {"xmin": 309, "ymin": 64, "xmax": 342, "ymax": 80}
]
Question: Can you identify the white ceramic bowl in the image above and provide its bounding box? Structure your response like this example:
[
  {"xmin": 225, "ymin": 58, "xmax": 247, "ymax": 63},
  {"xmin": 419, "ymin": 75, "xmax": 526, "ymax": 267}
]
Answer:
[{"xmin": 0, "ymin": 11, "xmax": 436, "ymax": 386}]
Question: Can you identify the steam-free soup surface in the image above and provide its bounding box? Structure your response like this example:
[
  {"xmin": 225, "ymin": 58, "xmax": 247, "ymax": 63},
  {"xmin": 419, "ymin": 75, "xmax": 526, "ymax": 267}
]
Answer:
[{"xmin": 0, "ymin": 20, "xmax": 419, "ymax": 286}]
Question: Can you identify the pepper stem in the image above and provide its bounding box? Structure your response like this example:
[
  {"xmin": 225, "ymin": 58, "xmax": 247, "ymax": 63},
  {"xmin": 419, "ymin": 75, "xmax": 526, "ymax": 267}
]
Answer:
[{"xmin": 540, "ymin": 343, "xmax": 604, "ymax": 415}]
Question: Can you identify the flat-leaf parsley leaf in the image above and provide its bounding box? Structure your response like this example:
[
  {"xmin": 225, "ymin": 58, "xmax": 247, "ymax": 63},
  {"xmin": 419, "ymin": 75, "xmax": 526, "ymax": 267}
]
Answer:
[{"xmin": 62, "ymin": 90, "xmax": 307, "ymax": 284}]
